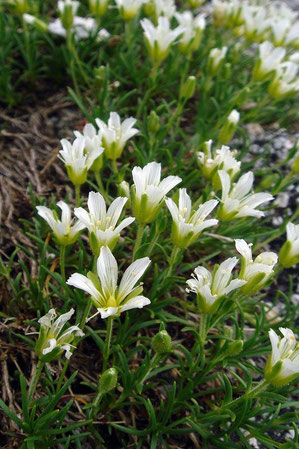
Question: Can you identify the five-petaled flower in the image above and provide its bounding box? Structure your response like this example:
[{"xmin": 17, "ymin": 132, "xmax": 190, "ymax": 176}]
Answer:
[
  {"xmin": 35, "ymin": 308, "xmax": 84, "ymax": 362},
  {"xmin": 67, "ymin": 246, "xmax": 151, "ymax": 318},
  {"xmin": 186, "ymin": 257, "xmax": 247, "ymax": 314},
  {"xmin": 131, "ymin": 161, "xmax": 181, "ymax": 223},
  {"xmin": 95, "ymin": 112, "xmax": 139, "ymax": 160},
  {"xmin": 217, "ymin": 170, "xmax": 274, "ymax": 221},
  {"xmin": 37, "ymin": 201, "xmax": 85, "ymax": 246},
  {"xmin": 165, "ymin": 188, "xmax": 218, "ymax": 248},
  {"xmin": 265, "ymin": 328, "xmax": 299, "ymax": 387},
  {"xmin": 74, "ymin": 191, "xmax": 135, "ymax": 254}
]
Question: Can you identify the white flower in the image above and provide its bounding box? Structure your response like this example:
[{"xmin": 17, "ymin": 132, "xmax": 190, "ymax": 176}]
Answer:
[
  {"xmin": 131, "ymin": 161, "xmax": 181, "ymax": 223},
  {"xmin": 152, "ymin": 0, "xmax": 176, "ymax": 19},
  {"xmin": 265, "ymin": 328, "xmax": 299, "ymax": 386},
  {"xmin": 235, "ymin": 239, "xmax": 278, "ymax": 294},
  {"xmin": 140, "ymin": 17, "xmax": 184, "ymax": 65},
  {"xmin": 59, "ymin": 136, "xmax": 103, "ymax": 185},
  {"xmin": 208, "ymin": 47, "xmax": 227, "ymax": 75},
  {"xmin": 241, "ymin": 5, "xmax": 270, "ymax": 41},
  {"xmin": 279, "ymin": 222, "xmax": 299, "ymax": 268},
  {"xmin": 116, "ymin": 0, "xmax": 145, "ymax": 19},
  {"xmin": 74, "ymin": 123, "xmax": 104, "ymax": 171},
  {"xmin": 253, "ymin": 41, "xmax": 286, "ymax": 82},
  {"xmin": 67, "ymin": 246, "xmax": 151, "ymax": 318},
  {"xmin": 212, "ymin": 0, "xmax": 241, "ymax": 27},
  {"xmin": 175, "ymin": 11, "xmax": 206, "ymax": 53},
  {"xmin": 269, "ymin": 61, "xmax": 299, "ymax": 99},
  {"xmin": 217, "ymin": 170, "xmax": 273, "ymax": 221},
  {"xmin": 48, "ymin": 17, "xmax": 110, "ymax": 41},
  {"xmin": 186, "ymin": 257, "xmax": 246, "ymax": 314},
  {"xmin": 198, "ymin": 140, "xmax": 241, "ymax": 183},
  {"xmin": 74, "ymin": 191, "xmax": 135, "ymax": 253},
  {"xmin": 165, "ymin": 189, "xmax": 218, "ymax": 248},
  {"xmin": 95, "ymin": 112, "xmax": 139, "ymax": 160},
  {"xmin": 37, "ymin": 201, "xmax": 85, "ymax": 246},
  {"xmin": 35, "ymin": 308, "xmax": 84, "ymax": 361}
]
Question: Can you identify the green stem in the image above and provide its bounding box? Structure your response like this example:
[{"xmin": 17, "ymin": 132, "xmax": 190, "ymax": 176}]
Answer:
[
  {"xmin": 146, "ymin": 228, "xmax": 160, "ymax": 257},
  {"xmin": 138, "ymin": 353, "xmax": 161, "ymax": 387},
  {"xmin": 66, "ymin": 28, "xmax": 81, "ymax": 97},
  {"xmin": 28, "ymin": 360, "xmax": 44, "ymax": 405},
  {"xmin": 136, "ymin": 63, "xmax": 159, "ymax": 119},
  {"xmin": 95, "ymin": 171, "xmax": 110, "ymax": 204},
  {"xmin": 222, "ymin": 379, "xmax": 269, "ymax": 410},
  {"xmin": 60, "ymin": 245, "xmax": 66, "ymax": 284},
  {"xmin": 199, "ymin": 313, "xmax": 208, "ymax": 346},
  {"xmin": 271, "ymin": 172, "xmax": 294, "ymax": 195},
  {"xmin": 66, "ymin": 27, "xmax": 90, "ymax": 86},
  {"xmin": 102, "ymin": 316, "xmax": 114, "ymax": 372},
  {"xmin": 21, "ymin": 15, "xmax": 32, "ymax": 73},
  {"xmin": 133, "ymin": 222, "xmax": 145, "ymax": 260},
  {"xmin": 166, "ymin": 246, "xmax": 181, "ymax": 278},
  {"xmin": 75, "ymin": 184, "xmax": 81, "ymax": 207}
]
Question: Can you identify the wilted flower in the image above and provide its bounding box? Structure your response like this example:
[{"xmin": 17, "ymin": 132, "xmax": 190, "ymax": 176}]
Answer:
[
  {"xmin": 207, "ymin": 47, "xmax": 227, "ymax": 76},
  {"xmin": 217, "ymin": 170, "xmax": 274, "ymax": 221},
  {"xmin": 131, "ymin": 162, "xmax": 181, "ymax": 223},
  {"xmin": 116, "ymin": 0, "xmax": 145, "ymax": 19},
  {"xmin": 268, "ymin": 61, "xmax": 299, "ymax": 100},
  {"xmin": 95, "ymin": 112, "xmax": 139, "ymax": 160},
  {"xmin": 279, "ymin": 222, "xmax": 299, "ymax": 268},
  {"xmin": 67, "ymin": 246, "xmax": 151, "ymax": 318},
  {"xmin": 175, "ymin": 11, "xmax": 206, "ymax": 53},
  {"xmin": 35, "ymin": 308, "xmax": 84, "ymax": 362},
  {"xmin": 265, "ymin": 328, "xmax": 299, "ymax": 387},
  {"xmin": 252, "ymin": 41, "xmax": 286, "ymax": 82},
  {"xmin": 74, "ymin": 123, "xmax": 103, "ymax": 171},
  {"xmin": 58, "ymin": 0, "xmax": 79, "ymax": 29},
  {"xmin": 59, "ymin": 136, "xmax": 104, "ymax": 186},
  {"xmin": 140, "ymin": 17, "xmax": 183, "ymax": 65},
  {"xmin": 37, "ymin": 201, "xmax": 85, "ymax": 246},
  {"xmin": 74, "ymin": 191, "xmax": 135, "ymax": 253},
  {"xmin": 235, "ymin": 239, "xmax": 278, "ymax": 295},
  {"xmin": 198, "ymin": 140, "xmax": 241, "ymax": 187},
  {"xmin": 186, "ymin": 257, "xmax": 246, "ymax": 314},
  {"xmin": 165, "ymin": 189, "xmax": 218, "ymax": 249}
]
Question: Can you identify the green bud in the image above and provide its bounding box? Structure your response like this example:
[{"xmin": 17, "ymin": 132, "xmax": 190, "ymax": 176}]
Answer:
[
  {"xmin": 232, "ymin": 86, "xmax": 250, "ymax": 108},
  {"xmin": 147, "ymin": 110, "xmax": 160, "ymax": 134},
  {"xmin": 98, "ymin": 368, "xmax": 117, "ymax": 394},
  {"xmin": 89, "ymin": 0, "xmax": 108, "ymax": 17},
  {"xmin": 218, "ymin": 109, "xmax": 240, "ymax": 145},
  {"xmin": 12, "ymin": 0, "xmax": 29, "ymax": 14},
  {"xmin": 180, "ymin": 76, "xmax": 196, "ymax": 102},
  {"xmin": 94, "ymin": 66, "xmax": 106, "ymax": 88},
  {"xmin": 152, "ymin": 330, "xmax": 172, "ymax": 354},
  {"xmin": 226, "ymin": 340, "xmax": 243, "ymax": 356},
  {"xmin": 279, "ymin": 241, "xmax": 299, "ymax": 268}
]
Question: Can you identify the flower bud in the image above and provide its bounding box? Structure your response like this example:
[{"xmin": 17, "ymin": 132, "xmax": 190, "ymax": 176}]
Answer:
[
  {"xmin": 226, "ymin": 340, "xmax": 243, "ymax": 356},
  {"xmin": 98, "ymin": 368, "xmax": 118, "ymax": 394},
  {"xmin": 11, "ymin": 0, "xmax": 29, "ymax": 14},
  {"xmin": 259, "ymin": 173, "xmax": 280, "ymax": 190},
  {"xmin": 147, "ymin": 110, "xmax": 160, "ymax": 134},
  {"xmin": 58, "ymin": 0, "xmax": 79, "ymax": 30},
  {"xmin": 152, "ymin": 330, "xmax": 172, "ymax": 354},
  {"xmin": 218, "ymin": 110, "xmax": 240, "ymax": 145},
  {"xmin": 94, "ymin": 65, "xmax": 107, "ymax": 88},
  {"xmin": 89, "ymin": 0, "xmax": 108, "ymax": 18},
  {"xmin": 179, "ymin": 76, "xmax": 196, "ymax": 103}
]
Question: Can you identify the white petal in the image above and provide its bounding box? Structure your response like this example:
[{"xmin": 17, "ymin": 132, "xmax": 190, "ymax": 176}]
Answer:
[
  {"xmin": 67, "ymin": 273, "xmax": 101, "ymax": 302},
  {"xmin": 97, "ymin": 246, "xmax": 118, "ymax": 298},
  {"xmin": 118, "ymin": 257, "xmax": 151, "ymax": 300},
  {"xmin": 57, "ymin": 201, "xmax": 71, "ymax": 226},
  {"xmin": 119, "ymin": 295, "xmax": 151, "ymax": 313}
]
